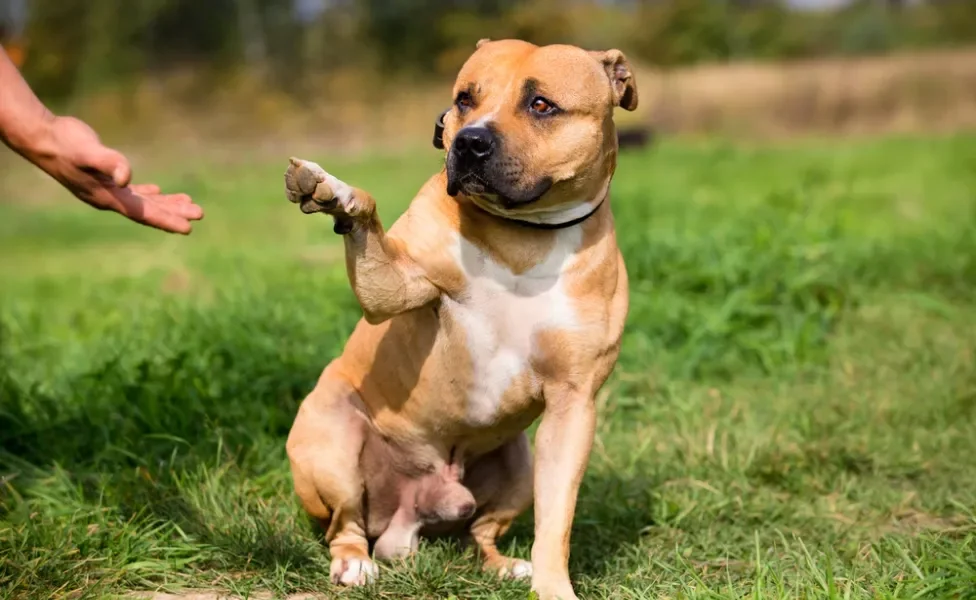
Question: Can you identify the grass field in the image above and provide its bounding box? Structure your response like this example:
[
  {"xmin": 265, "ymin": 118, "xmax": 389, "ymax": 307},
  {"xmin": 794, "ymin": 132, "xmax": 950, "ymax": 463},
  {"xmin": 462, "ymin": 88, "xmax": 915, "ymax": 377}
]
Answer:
[{"xmin": 2, "ymin": 132, "xmax": 976, "ymax": 599}]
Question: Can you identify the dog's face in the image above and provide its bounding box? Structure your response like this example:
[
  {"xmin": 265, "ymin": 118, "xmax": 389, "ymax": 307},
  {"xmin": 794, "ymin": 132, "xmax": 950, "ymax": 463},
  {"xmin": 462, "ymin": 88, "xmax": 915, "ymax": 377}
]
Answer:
[{"xmin": 442, "ymin": 39, "xmax": 638, "ymax": 220}]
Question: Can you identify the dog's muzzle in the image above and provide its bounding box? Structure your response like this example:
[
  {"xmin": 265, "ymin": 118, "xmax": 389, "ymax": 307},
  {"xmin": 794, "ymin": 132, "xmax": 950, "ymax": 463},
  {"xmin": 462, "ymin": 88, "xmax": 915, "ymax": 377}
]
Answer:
[{"xmin": 446, "ymin": 127, "xmax": 497, "ymax": 197}]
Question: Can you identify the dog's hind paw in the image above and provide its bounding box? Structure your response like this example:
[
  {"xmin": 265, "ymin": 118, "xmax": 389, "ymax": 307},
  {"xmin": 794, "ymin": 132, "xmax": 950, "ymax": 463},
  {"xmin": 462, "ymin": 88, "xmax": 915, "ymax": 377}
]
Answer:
[
  {"xmin": 485, "ymin": 555, "xmax": 533, "ymax": 581},
  {"xmin": 531, "ymin": 582, "xmax": 579, "ymax": 600},
  {"xmin": 330, "ymin": 556, "xmax": 378, "ymax": 586},
  {"xmin": 499, "ymin": 558, "xmax": 533, "ymax": 580}
]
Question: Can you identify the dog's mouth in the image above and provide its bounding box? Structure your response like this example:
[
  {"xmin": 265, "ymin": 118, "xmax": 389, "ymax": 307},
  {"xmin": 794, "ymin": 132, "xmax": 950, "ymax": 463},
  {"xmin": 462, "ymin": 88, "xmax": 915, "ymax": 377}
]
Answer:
[{"xmin": 446, "ymin": 168, "xmax": 552, "ymax": 209}]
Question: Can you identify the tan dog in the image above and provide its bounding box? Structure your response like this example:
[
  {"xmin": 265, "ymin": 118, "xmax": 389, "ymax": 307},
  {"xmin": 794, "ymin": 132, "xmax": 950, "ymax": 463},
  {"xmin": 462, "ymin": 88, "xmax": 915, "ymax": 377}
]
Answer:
[{"xmin": 284, "ymin": 38, "xmax": 636, "ymax": 600}]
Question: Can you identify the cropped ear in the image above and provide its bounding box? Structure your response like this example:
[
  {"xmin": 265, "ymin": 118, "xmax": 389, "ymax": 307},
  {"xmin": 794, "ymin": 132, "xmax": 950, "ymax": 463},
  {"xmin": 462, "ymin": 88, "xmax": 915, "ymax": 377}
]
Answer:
[
  {"xmin": 589, "ymin": 49, "xmax": 638, "ymax": 111},
  {"xmin": 476, "ymin": 38, "xmax": 491, "ymax": 49}
]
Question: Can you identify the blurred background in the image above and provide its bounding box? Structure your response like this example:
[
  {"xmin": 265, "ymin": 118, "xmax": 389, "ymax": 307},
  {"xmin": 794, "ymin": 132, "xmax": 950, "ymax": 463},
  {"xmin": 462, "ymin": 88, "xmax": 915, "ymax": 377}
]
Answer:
[{"xmin": 2, "ymin": 0, "xmax": 976, "ymax": 150}]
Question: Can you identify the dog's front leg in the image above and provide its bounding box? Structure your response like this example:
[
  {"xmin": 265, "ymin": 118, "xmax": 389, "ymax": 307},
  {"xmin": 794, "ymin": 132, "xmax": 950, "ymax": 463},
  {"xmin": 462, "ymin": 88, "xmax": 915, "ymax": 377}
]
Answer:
[
  {"xmin": 530, "ymin": 387, "xmax": 597, "ymax": 600},
  {"xmin": 285, "ymin": 158, "xmax": 438, "ymax": 323}
]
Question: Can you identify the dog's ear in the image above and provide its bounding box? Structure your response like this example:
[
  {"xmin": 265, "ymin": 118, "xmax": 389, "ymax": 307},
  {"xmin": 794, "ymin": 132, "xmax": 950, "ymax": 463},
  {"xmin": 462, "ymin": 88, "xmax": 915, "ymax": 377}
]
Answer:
[
  {"xmin": 476, "ymin": 38, "xmax": 491, "ymax": 49},
  {"xmin": 589, "ymin": 49, "xmax": 638, "ymax": 112}
]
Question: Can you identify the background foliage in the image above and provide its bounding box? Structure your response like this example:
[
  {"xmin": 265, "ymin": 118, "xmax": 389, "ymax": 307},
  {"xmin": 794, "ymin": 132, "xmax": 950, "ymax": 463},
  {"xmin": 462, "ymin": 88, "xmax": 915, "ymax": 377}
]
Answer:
[{"xmin": 3, "ymin": 0, "xmax": 976, "ymax": 103}]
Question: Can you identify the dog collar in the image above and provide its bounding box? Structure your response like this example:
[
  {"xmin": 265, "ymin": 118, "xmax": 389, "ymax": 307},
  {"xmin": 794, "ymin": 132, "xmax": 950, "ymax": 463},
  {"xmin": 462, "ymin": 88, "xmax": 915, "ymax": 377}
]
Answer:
[
  {"xmin": 433, "ymin": 108, "xmax": 605, "ymax": 230},
  {"xmin": 469, "ymin": 192, "xmax": 608, "ymax": 230},
  {"xmin": 500, "ymin": 197, "xmax": 606, "ymax": 230},
  {"xmin": 433, "ymin": 108, "xmax": 449, "ymax": 150}
]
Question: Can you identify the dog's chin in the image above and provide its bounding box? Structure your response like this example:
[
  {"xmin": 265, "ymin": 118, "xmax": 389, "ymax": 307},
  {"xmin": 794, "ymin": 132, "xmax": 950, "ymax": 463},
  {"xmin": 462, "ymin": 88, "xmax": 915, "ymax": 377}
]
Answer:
[
  {"xmin": 494, "ymin": 179, "xmax": 553, "ymax": 208},
  {"xmin": 446, "ymin": 169, "xmax": 553, "ymax": 209}
]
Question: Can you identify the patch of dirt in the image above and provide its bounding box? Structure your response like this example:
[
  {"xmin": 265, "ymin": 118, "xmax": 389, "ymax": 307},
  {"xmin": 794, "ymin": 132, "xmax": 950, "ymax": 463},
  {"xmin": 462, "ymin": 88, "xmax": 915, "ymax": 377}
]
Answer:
[
  {"xmin": 882, "ymin": 508, "xmax": 974, "ymax": 535},
  {"xmin": 122, "ymin": 592, "xmax": 327, "ymax": 600}
]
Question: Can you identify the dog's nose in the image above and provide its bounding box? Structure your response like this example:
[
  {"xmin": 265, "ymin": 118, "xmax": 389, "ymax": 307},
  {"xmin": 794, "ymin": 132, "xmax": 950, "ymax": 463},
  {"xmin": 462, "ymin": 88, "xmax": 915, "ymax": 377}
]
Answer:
[{"xmin": 452, "ymin": 127, "xmax": 495, "ymax": 162}]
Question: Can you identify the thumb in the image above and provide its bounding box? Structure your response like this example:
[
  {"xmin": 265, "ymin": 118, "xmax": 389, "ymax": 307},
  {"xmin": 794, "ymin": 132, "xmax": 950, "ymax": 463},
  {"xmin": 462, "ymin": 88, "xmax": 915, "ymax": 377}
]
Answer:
[{"xmin": 85, "ymin": 145, "xmax": 132, "ymax": 188}]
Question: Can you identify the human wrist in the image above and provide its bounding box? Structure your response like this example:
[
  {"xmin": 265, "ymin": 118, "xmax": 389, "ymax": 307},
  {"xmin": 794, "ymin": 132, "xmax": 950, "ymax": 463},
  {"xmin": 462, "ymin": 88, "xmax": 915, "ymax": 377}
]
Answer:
[{"xmin": 2, "ymin": 107, "xmax": 57, "ymax": 161}]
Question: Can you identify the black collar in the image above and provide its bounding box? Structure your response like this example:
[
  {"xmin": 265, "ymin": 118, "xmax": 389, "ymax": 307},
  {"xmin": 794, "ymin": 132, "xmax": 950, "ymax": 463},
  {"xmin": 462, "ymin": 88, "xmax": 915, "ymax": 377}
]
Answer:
[
  {"xmin": 432, "ymin": 108, "xmax": 605, "ymax": 230},
  {"xmin": 497, "ymin": 196, "xmax": 606, "ymax": 230},
  {"xmin": 433, "ymin": 109, "xmax": 448, "ymax": 150}
]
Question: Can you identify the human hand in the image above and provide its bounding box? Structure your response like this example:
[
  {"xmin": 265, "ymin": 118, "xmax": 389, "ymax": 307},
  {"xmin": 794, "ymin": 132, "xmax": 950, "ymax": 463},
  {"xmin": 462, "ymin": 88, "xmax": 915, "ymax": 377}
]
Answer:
[{"xmin": 22, "ymin": 116, "xmax": 204, "ymax": 234}]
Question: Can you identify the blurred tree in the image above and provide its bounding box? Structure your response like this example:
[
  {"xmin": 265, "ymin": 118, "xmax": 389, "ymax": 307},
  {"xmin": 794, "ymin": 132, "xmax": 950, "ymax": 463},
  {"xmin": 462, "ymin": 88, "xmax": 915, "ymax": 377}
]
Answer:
[
  {"xmin": 237, "ymin": 0, "xmax": 268, "ymax": 68},
  {"xmin": 145, "ymin": 0, "xmax": 243, "ymax": 70},
  {"xmin": 925, "ymin": 0, "xmax": 976, "ymax": 45},
  {"xmin": 361, "ymin": 0, "xmax": 453, "ymax": 74},
  {"xmin": 835, "ymin": 0, "xmax": 897, "ymax": 55},
  {"xmin": 0, "ymin": 0, "xmax": 28, "ymax": 65},
  {"xmin": 437, "ymin": 0, "xmax": 571, "ymax": 75},
  {"xmin": 20, "ymin": 0, "xmax": 89, "ymax": 100},
  {"xmin": 631, "ymin": 0, "xmax": 731, "ymax": 66}
]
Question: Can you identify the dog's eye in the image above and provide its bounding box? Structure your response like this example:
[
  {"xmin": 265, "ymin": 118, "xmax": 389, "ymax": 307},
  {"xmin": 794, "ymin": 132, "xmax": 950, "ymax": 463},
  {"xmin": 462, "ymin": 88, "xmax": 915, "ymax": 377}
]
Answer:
[
  {"xmin": 455, "ymin": 92, "xmax": 474, "ymax": 111},
  {"xmin": 529, "ymin": 97, "xmax": 556, "ymax": 115}
]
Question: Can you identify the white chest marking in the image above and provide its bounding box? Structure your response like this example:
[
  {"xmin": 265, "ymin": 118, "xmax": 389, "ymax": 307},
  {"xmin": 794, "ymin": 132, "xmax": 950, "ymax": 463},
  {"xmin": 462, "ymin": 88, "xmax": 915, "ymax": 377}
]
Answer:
[{"xmin": 446, "ymin": 228, "xmax": 582, "ymax": 426}]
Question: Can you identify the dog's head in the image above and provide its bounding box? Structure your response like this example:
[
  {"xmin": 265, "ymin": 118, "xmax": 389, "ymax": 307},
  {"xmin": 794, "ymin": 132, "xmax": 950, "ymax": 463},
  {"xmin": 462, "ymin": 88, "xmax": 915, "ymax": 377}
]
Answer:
[{"xmin": 440, "ymin": 39, "xmax": 638, "ymax": 223}]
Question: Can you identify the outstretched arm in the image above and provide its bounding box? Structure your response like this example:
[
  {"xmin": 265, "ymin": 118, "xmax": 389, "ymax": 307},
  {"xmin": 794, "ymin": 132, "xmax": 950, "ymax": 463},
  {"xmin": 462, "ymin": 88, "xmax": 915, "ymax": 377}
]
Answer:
[
  {"xmin": 285, "ymin": 158, "xmax": 439, "ymax": 323},
  {"xmin": 0, "ymin": 48, "xmax": 203, "ymax": 234},
  {"xmin": 0, "ymin": 47, "xmax": 54, "ymax": 153}
]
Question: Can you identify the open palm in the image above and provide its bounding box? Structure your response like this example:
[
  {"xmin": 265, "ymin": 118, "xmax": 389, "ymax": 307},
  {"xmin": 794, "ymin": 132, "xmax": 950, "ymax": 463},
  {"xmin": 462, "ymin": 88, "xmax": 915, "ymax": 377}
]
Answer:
[{"xmin": 32, "ymin": 116, "xmax": 204, "ymax": 234}]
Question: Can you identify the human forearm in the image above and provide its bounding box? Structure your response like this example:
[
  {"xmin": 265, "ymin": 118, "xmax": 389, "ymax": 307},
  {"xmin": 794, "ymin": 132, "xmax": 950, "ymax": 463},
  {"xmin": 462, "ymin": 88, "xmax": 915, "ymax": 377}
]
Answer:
[
  {"xmin": 0, "ymin": 48, "xmax": 203, "ymax": 234},
  {"xmin": 0, "ymin": 47, "xmax": 55, "ymax": 156}
]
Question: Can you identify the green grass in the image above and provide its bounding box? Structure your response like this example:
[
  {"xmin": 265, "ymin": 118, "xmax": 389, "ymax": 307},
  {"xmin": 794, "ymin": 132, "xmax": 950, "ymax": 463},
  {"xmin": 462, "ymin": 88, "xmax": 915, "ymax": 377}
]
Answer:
[{"xmin": 2, "ymin": 132, "xmax": 976, "ymax": 599}]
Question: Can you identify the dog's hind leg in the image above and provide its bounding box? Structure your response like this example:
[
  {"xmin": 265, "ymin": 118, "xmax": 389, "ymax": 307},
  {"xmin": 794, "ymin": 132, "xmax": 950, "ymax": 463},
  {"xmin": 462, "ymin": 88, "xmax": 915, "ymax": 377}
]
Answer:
[
  {"xmin": 464, "ymin": 432, "xmax": 535, "ymax": 580},
  {"xmin": 286, "ymin": 365, "xmax": 376, "ymax": 587}
]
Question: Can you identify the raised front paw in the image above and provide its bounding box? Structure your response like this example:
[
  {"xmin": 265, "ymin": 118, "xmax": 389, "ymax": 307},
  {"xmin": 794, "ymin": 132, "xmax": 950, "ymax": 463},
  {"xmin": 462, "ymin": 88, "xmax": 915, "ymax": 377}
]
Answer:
[{"xmin": 284, "ymin": 157, "xmax": 366, "ymax": 233}]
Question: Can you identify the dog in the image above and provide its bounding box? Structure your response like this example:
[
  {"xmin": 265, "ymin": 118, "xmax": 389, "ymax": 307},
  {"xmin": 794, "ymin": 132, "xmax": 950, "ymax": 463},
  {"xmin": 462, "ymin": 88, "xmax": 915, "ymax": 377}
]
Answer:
[{"xmin": 284, "ymin": 38, "xmax": 636, "ymax": 600}]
